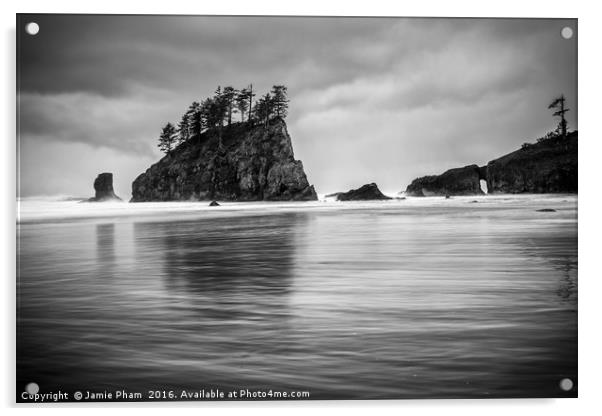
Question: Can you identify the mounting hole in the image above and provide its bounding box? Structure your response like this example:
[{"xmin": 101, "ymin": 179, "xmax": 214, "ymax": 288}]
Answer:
[
  {"xmin": 25, "ymin": 382, "xmax": 39, "ymax": 395},
  {"xmin": 561, "ymin": 26, "xmax": 573, "ymax": 39},
  {"xmin": 559, "ymin": 378, "xmax": 574, "ymax": 391},
  {"xmin": 25, "ymin": 22, "xmax": 39, "ymax": 35}
]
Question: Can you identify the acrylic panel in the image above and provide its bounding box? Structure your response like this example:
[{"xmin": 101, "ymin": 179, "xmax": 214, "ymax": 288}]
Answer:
[{"xmin": 16, "ymin": 14, "xmax": 577, "ymax": 403}]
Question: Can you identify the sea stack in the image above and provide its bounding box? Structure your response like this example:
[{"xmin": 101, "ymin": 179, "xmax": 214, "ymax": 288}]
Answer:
[
  {"xmin": 336, "ymin": 183, "xmax": 392, "ymax": 201},
  {"xmin": 131, "ymin": 118, "xmax": 317, "ymax": 202},
  {"xmin": 88, "ymin": 172, "xmax": 121, "ymax": 201}
]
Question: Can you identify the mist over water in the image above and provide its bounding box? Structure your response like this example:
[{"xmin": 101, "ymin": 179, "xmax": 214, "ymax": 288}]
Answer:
[{"xmin": 17, "ymin": 195, "xmax": 577, "ymax": 399}]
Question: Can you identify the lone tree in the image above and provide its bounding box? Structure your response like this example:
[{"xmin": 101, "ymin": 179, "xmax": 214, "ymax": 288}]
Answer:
[
  {"xmin": 548, "ymin": 94, "xmax": 569, "ymax": 138},
  {"xmin": 158, "ymin": 122, "xmax": 177, "ymax": 154},
  {"xmin": 270, "ymin": 85, "xmax": 289, "ymax": 119}
]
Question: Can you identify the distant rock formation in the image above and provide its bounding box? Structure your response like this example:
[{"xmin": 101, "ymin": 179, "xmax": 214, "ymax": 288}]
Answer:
[
  {"xmin": 336, "ymin": 183, "xmax": 392, "ymax": 201},
  {"xmin": 87, "ymin": 172, "xmax": 121, "ymax": 202},
  {"xmin": 404, "ymin": 131, "xmax": 578, "ymax": 196},
  {"xmin": 131, "ymin": 119, "xmax": 317, "ymax": 202},
  {"xmin": 405, "ymin": 165, "xmax": 484, "ymax": 197}
]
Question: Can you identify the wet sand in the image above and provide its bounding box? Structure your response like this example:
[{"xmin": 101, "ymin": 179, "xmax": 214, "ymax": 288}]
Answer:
[{"xmin": 17, "ymin": 195, "xmax": 577, "ymax": 400}]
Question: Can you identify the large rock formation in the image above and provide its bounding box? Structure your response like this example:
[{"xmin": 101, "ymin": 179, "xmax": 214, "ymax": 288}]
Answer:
[
  {"xmin": 485, "ymin": 131, "xmax": 577, "ymax": 193},
  {"xmin": 405, "ymin": 165, "xmax": 484, "ymax": 197},
  {"xmin": 131, "ymin": 119, "xmax": 317, "ymax": 202},
  {"xmin": 404, "ymin": 131, "xmax": 578, "ymax": 196},
  {"xmin": 87, "ymin": 172, "xmax": 121, "ymax": 201},
  {"xmin": 336, "ymin": 183, "xmax": 392, "ymax": 201}
]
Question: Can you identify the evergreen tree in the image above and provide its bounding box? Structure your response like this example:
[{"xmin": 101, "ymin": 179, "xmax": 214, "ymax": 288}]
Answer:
[
  {"xmin": 254, "ymin": 93, "xmax": 274, "ymax": 128},
  {"xmin": 202, "ymin": 97, "xmax": 221, "ymax": 129},
  {"xmin": 206, "ymin": 87, "xmax": 229, "ymax": 149},
  {"xmin": 252, "ymin": 97, "xmax": 263, "ymax": 125},
  {"xmin": 187, "ymin": 101, "xmax": 202, "ymax": 138},
  {"xmin": 270, "ymin": 85, "xmax": 289, "ymax": 119},
  {"xmin": 156, "ymin": 82, "xmax": 289, "ymax": 152},
  {"xmin": 548, "ymin": 95, "xmax": 569, "ymax": 138},
  {"xmin": 177, "ymin": 113, "xmax": 190, "ymax": 144},
  {"xmin": 222, "ymin": 86, "xmax": 237, "ymax": 126},
  {"xmin": 199, "ymin": 98, "xmax": 213, "ymax": 130},
  {"xmin": 235, "ymin": 89, "xmax": 249, "ymax": 122},
  {"xmin": 212, "ymin": 86, "xmax": 228, "ymax": 128},
  {"xmin": 246, "ymin": 84, "xmax": 256, "ymax": 122},
  {"xmin": 158, "ymin": 122, "xmax": 177, "ymax": 154},
  {"xmin": 190, "ymin": 110, "xmax": 203, "ymax": 140}
]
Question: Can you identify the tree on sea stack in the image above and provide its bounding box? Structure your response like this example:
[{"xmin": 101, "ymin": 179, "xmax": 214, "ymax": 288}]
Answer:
[
  {"xmin": 210, "ymin": 87, "xmax": 229, "ymax": 148},
  {"xmin": 158, "ymin": 122, "xmax": 177, "ymax": 154},
  {"xmin": 270, "ymin": 85, "xmax": 289, "ymax": 119},
  {"xmin": 177, "ymin": 113, "xmax": 190, "ymax": 144},
  {"xmin": 213, "ymin": 86, "xmax": 229, "ymax": 127},
  {"xmin": 235, "ymin": 88, "xmax": 250, "ymax": 123},
  {"xmin": 185, "ymin": 101, "xmax": 202, "ymax": 141},
  {"xmin": 222, "ymin": 86, "xmax": 237, "ymax": 126},
  {"xmin": 199, "ymin": 98, "xmax": 213, "ymax": 132},
  {"xmin": 548, "ymin": 94, "xmax": 569, "ymax": 138},
  {"xmin": 245, "ymin": 84, "xmax": 256, "ymax": 123},
  {"xmin": 155, "ymin": 83, "xmax": 291, "ymax": 150},
  {"xmin": 254, "ymin": 93, "xmax": 274, "ymax": 128}
]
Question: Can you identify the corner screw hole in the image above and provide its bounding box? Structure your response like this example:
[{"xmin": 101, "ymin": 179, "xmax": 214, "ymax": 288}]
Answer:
[
  {"xmin": 559, "ymin": 378, "xmax": 574, "ymax": 391},
  {"xmin": 561, "ymin": 27, "xmax": 573, "ymax": 39},
  {"xmin": 25, "ymin": 22, "xmax": 39, "ymax": 36}
]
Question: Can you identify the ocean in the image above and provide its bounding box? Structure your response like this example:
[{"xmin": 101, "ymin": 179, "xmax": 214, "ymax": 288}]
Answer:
[{"xmin": 16, "ymin": 194, "xmax": 578, "ymax": 400}]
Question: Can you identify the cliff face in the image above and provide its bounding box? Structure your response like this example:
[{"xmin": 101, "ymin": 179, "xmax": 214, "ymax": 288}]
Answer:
[
  {"xmin": 131, "ymin": 119, "xmax": 317, "ymax": 202},
  {"xmin": 405, "ymin": 165, "xmax": 484, "ymax": 197},
  {"xmin": 485, "ymin": 131, "xmax": 577, "ymax": 193},
  {"xmin": 404, "ymin": 132, "xmax": 577, "ymax": 196}
]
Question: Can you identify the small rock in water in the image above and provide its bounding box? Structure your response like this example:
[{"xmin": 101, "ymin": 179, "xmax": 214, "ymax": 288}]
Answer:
[
  {"xmin": 536, "ymin": 208, "xmax": 556, "ymax": 212},
  {"xmin": 209, "ymin": 201, "xmax": 220, "ymax": 207},
  {"xmin": 469, "ymin": 200, "xmax": 478, "ymax": 203},
  {"xmin": 445, "ymin": 194, "xmax": 451, "ymax": 199}
]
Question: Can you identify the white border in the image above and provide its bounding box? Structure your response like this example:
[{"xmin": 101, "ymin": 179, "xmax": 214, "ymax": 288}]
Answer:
[{"xmin": 3, "ymin": 1, "xmax": 601, "ymax": 415}]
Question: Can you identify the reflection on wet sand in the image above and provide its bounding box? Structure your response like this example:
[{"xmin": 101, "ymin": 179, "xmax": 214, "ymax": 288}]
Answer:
[
  {"xmin": 517, "ymin": 232, "xmax": 578, "ymax": 305},
  {"xmin": 134, "ymin": 214, "xmax": 302, "ymax": 320},
  {"xmin": 96, "ymin": 223, "xmax": 116, "ymax": 265},
  {"xmin": 557, "ymin": 267, "xmax": 577, "ymax": 304}
]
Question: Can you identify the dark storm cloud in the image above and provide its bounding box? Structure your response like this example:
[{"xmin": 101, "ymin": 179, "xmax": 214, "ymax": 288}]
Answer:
[
  {"xmin": 17, "ymin": 15, "xmax": 577, "ymax": 197},
  {"xmin": 18, "ymin": 15, "xmax": 396, "ymax": 96}
]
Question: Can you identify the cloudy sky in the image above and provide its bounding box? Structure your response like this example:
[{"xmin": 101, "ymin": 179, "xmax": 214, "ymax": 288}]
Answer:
[{"xmin": 17, "ymin": 15, "xmax": 577, "ymax": 198}]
